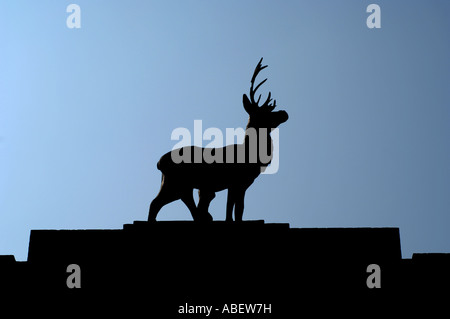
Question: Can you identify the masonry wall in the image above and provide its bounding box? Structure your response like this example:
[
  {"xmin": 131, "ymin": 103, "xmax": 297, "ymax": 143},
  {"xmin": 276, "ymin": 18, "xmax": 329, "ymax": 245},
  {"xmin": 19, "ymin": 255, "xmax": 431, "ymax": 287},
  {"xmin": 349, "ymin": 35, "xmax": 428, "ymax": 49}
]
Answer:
[{"xmin": 0, "ymin": 221, "xmax": 448, "ymax": 315}]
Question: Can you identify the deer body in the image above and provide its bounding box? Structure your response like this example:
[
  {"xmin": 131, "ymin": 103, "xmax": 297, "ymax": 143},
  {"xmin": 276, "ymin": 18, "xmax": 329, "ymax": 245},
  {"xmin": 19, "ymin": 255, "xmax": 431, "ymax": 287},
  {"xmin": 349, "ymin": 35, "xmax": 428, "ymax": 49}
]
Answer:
[{"xmin": 148, "ymin": 59, "xmax": 288, "ymax": 222}]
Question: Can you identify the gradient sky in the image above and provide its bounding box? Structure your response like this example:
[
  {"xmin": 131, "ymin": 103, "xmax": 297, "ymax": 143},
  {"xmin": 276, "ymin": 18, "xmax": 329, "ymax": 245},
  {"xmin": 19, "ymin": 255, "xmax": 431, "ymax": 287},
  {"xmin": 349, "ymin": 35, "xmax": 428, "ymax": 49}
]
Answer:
[{"xmin": 1, "ymin": 1, "xmax": 449, "ymax": 260}]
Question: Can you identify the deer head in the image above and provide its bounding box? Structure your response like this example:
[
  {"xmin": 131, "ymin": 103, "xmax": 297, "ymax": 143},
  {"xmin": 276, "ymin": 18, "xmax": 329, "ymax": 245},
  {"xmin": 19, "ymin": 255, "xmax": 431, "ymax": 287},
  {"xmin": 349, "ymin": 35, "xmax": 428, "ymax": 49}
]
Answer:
[{"xmin": 243, "ymin": 58, "xmax": 289, "ymax": 131}]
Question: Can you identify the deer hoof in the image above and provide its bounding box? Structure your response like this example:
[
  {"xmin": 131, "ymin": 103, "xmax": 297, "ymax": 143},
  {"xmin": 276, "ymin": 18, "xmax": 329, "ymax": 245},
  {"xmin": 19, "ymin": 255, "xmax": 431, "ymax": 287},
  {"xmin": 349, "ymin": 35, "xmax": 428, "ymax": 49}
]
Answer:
[{"xmin": 195, "ymin": 212, "xmax": 213, "ymax": 223}]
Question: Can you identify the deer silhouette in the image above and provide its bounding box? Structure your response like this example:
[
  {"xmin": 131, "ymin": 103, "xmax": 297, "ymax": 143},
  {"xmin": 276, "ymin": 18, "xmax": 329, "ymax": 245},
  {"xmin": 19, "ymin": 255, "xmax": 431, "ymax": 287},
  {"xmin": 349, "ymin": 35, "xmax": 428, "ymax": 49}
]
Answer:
[{"xmin": 148, "ymin": 58, "xmax": 288, "ymax": 222}]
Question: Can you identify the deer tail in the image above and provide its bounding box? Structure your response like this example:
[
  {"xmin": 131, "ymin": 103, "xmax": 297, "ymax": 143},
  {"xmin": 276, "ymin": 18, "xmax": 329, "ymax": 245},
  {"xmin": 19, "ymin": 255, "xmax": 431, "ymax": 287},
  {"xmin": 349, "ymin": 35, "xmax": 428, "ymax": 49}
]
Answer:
[{"xmin": 156, "ymin": 159, "xmax": 162, "ymax": 171}]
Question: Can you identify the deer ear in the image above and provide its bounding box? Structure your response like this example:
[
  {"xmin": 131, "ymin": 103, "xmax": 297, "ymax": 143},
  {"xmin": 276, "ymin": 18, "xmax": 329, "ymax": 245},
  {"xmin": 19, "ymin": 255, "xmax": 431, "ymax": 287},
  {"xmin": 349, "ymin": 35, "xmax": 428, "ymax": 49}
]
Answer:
[{"xmin": 243, "ymin": 94, "xmax": 254, "ymax": 115}]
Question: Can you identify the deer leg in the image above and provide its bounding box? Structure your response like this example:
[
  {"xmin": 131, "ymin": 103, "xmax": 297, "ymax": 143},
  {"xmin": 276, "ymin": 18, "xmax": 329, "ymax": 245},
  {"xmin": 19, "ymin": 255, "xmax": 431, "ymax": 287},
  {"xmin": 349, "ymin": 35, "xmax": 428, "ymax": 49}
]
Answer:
[
  {"xmin": 148, "ymin": 195, "xmax": 168, "ymax": 222},
  {"xmin": 148, "ymin": 174, "xmax": 182, "ymax": 222},
  {"xmin": 196, "ymin": 190, "xmax": 215, "ymax": 222},
  {"xmin": 181, "ymin": 189, "xmax": 198, "ymax": 221},
  {"xmin": 226, "ymin": 189, "xmax": 235, "ymax": 222},
  {"xmin": 234, "ymin": 189, "xmax": 246, "ymax": 222}
]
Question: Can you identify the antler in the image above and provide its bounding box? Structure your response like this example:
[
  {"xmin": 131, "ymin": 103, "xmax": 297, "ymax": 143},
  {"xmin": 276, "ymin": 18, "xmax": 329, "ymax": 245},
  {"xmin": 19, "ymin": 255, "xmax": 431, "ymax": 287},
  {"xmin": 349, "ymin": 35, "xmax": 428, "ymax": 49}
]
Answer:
[{"xmin": 249, "ymin": 58, "xmax": 276, "ymax": 112}]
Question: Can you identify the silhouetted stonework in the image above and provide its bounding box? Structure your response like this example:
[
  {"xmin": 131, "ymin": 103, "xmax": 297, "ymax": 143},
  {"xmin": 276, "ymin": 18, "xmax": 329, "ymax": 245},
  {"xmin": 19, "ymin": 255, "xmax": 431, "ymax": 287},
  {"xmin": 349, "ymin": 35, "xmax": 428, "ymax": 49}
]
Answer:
[{"xmin": 1, "ymin": 221, "xmax": 449, "ymax": 315}]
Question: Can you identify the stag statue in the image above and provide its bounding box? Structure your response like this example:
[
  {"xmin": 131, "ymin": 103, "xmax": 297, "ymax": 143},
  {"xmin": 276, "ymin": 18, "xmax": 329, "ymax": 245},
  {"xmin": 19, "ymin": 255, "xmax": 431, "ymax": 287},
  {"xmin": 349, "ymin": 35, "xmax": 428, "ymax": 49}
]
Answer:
[{"xmin": 148, "ymin": 58, "xmax": 289, "ymax": 222}]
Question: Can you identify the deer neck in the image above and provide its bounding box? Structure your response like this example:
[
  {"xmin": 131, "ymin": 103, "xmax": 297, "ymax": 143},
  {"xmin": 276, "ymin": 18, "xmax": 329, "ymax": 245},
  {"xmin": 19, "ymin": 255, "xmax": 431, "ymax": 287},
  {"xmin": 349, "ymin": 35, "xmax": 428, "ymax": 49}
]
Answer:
[{"xmin": 243, "ymin": 123, "xmax": 273, "ymax": 166}]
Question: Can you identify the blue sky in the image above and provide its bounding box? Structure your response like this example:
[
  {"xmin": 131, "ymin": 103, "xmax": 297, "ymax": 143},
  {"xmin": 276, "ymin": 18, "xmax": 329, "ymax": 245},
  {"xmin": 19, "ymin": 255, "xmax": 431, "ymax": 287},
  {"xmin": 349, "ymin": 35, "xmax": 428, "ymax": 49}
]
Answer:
[{"xmin": 1, "ymin": 1, "xmax": 449, "ymax": 260}]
